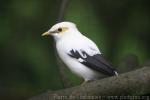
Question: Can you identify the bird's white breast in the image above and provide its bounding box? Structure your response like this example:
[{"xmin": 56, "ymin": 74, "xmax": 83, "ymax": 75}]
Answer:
[{"xmin": 55, "ymin": 34, "xmax": 102, "ymax": 80}]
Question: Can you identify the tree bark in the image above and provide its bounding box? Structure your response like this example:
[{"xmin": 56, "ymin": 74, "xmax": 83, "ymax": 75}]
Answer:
[{"xmin": 28, "ymin": 67, "xmax": 150, "ymax": 100}]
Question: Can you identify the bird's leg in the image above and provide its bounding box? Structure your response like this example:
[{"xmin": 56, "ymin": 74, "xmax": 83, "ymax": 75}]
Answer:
[
  {"xmin": 81, "ymin": 80, "xmax": 88, "ymax": 85},
  {"xmin": 81, "ymin": 79, "xmax": 93, "ymax": 85}
]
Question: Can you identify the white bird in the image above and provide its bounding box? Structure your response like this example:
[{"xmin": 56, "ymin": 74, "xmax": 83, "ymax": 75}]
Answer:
[{"xmin": 42, "ymin": 22, "xmax": 118, "ymax": 84}]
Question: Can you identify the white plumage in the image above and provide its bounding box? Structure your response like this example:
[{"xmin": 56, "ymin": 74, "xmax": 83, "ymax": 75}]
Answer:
[{"xmin": 42, "ymin": 22, "xmax": 118, "ymax": 83}]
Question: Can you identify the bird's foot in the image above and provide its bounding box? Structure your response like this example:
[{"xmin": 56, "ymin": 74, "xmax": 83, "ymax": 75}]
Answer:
[{"xmin": 81, "ymin": 80, "xmax": 93, "ymax": 85}]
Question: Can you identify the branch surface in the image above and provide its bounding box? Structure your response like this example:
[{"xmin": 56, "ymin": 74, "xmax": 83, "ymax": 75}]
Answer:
[{"xmin": 28, "ymin": 67, "xmax": 150, "ymax": 100}]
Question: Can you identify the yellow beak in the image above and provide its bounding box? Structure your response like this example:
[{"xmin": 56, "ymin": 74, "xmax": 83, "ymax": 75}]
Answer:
[{"xmin": 41, "ymin": 31, "xmax": 50, "ymax": 36}]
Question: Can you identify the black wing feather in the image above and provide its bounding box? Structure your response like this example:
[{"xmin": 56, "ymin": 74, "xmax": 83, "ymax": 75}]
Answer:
[{"xmin": 68, "ymin": 50, "xmax": 117, "ymax": 76}]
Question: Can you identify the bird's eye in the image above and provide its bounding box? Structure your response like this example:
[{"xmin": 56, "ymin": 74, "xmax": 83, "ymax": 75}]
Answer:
[{"xmin": 58, "ymin": 28, "xmax": 62, "ymax": 32}]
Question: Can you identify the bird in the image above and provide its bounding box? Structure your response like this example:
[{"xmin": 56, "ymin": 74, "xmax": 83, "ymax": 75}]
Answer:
[{"xmin": 42, "ymin": 22, "xmax": 118, "ymax": 84}]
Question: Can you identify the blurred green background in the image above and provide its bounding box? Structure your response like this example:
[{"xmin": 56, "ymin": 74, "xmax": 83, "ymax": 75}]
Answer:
[{"xmin": 0, "ymin": 0, "xmax": 150, "ymax": 100}]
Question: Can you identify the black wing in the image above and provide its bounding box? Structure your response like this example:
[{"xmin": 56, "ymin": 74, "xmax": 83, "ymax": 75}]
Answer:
[{"xmin": 68, "ymin": 49, "xmax": 117, "ymax": 76}]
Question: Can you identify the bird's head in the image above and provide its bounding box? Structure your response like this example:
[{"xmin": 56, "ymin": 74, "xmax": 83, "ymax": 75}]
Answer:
[{"xmin": 42, "ymin": 22, "xmax": 77, "ymax": 40}]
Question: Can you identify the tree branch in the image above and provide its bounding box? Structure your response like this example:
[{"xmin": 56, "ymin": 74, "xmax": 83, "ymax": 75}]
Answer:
[
  {"xmin": 57, "ymin": 0, "xmax": 68, "ymax": 22},
  {"xmin": 55, "ymin": 0, "xmax": 73, "ymax": 88},
  {"xmin": 28, "ymin": 67, "xmax": 150, "ymax": 100}
]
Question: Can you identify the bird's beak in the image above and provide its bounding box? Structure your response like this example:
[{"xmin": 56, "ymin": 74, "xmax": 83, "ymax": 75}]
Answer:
[
  {"xmin": 42, "ymin": 30, "xmax": 58, "ymax": 36},
  {"xmin": 41, "ymin": 31, "xmax": 50, "ymax": 36}
]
